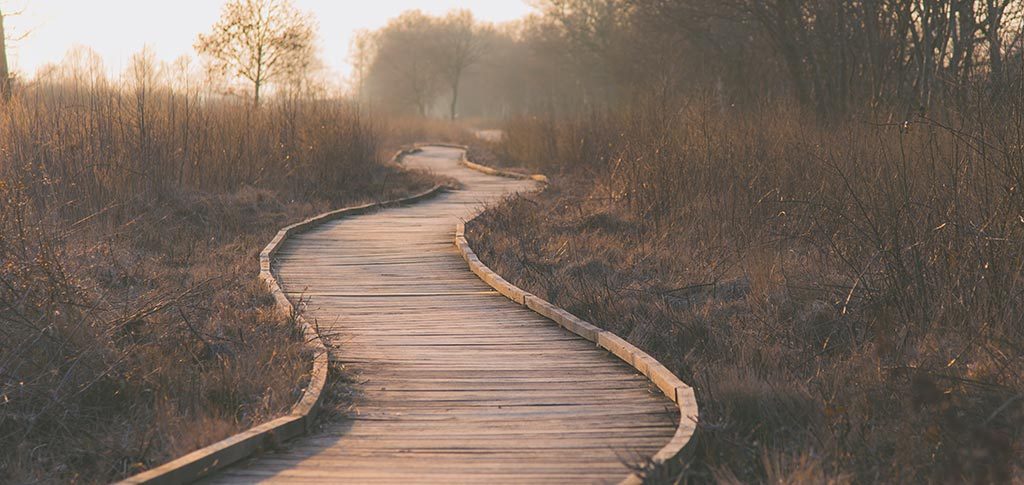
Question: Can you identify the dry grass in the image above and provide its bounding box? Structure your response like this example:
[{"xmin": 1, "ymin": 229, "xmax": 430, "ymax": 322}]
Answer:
[
  {"xmin": 0, "ymin": 77, "xmax": 437, "ymax": 483},
  {"xmin": 382, "ymin": 115, "xmax": 474, "ymax": 147},
  {"xmin": 468, "ymin": 97, "xmax": 1023, "ymax": 483}
]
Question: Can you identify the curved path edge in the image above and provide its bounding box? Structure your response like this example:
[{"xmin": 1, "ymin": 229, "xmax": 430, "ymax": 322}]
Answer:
[
  {"xmin": 117, "ymin": 150, "xmax": 444, "ymax": 485},
  {"xmin": 416, "ymin": 142, "xmax": 550, "ymax": 184},
  {"xmin": 453, "ymin": 146, "xmax": 698, "ymax": 484}
]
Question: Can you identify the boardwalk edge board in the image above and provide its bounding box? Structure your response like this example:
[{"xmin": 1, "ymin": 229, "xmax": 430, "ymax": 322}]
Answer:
[
  {"xmin": 117, "ymin": 153, "xmax": 444, "ymax": 485},
  {"xmin": 388, "ymin": 146, "xmax": 423, "ymax": 165},
  {"xmin": 455, "ymin": 153, "xmax": 698, "ymax": 485},
  {"xmin": 416, "ymin": 142, "xmax": 551, "ymax": 184}
]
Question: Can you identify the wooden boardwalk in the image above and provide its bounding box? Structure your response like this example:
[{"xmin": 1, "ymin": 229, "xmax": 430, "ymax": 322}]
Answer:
[{"xmin": 207, "ymin": 146, "xmax": 678, "ymax": 484}]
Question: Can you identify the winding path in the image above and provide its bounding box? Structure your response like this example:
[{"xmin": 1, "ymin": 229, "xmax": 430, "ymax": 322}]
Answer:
[{"xmin": 208, "ymin": 146, "xmax": 679, "ymax": 484}]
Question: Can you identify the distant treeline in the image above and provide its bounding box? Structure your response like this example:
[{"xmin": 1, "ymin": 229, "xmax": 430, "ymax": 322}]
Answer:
[
  {"xmin": 358, "ymin": 0, "xmax": 1024, "ymax": 119},
  {"xmin": 467, "ymin": 3, "xmax": 1024, "ymax": 482}
]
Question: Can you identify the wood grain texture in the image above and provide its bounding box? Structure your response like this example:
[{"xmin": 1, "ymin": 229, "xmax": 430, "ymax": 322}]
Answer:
[
  {"xmin": 204, "ymin": 146, "xmax": 678, "ymax": 484},
  {"xmin": 455, "ymin": 153, "xmax": 698, "ymax": 484},
  {"xmin": 118, "ymin": 180, "xmax": 444, "ymax": 484}
]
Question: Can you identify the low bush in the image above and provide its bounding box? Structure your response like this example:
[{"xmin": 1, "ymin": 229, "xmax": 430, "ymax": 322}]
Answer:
[
  {"xmin": 0, "ymin": 78, "xmax": 436, "ymax": 482},
  {"xmin": 468, "ymin": 98, "xmax": 1023, "ymax": 482}
]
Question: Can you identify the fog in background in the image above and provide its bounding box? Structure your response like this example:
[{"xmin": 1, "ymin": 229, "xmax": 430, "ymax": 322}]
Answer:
[
  {"xmin": 358, "ymin": 0, "xmax": 1024, "ymax": 119},
  {"xmin": 1, "ymin": 0, "xmax": 532, "ymax": 85}
]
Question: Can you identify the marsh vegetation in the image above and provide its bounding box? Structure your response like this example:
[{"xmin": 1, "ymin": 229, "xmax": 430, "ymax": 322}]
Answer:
[
  {"xmin": 0, "ymin": 1, "xmax": 434, "ymax": 481},
  {"xmin": 2, "ymin": 0, "xmax": 1023, "ymax": 482},
  {"xmin": 461, "ymin": 1, "xmax": 1024, "ymax": 482}
]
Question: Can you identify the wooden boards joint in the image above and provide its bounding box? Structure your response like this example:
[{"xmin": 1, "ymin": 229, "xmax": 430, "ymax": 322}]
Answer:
[
  {"xmin": 456, "ymin": 153, "xmax": 699, "ymax": 485},
  {"xmin": 117, "ymin": 149, "xmax": 444, "ymax": 484}
]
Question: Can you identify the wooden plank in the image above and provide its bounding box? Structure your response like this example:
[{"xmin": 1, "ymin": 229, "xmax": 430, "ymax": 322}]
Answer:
[
  {"xmin": 119, "ymin": 156, "xmax": 444, "ymax": 483},
  {"xmin": 455, "ymin": 154, "xmax": 701, "ymax": 482},
  {"xmin": 199, "ymin": 145, "xmax": 682, "ymax": 484}
]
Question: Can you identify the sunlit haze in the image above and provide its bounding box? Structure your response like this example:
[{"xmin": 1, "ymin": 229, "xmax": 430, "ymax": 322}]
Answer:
[{"xmin": 3, "ymin": 1, "xmax": 534, "ymax": 83}]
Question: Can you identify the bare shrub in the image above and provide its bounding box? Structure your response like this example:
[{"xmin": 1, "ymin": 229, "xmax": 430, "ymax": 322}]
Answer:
[
  {"xmin": 468, "ymin": 95, "xmax": 1024, "ymax": 482},
  {"xmin": 0, "ymin": 65, "xmax": 434, "ymax": 482}
]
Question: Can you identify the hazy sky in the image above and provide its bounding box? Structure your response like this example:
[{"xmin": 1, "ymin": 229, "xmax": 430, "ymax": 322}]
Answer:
[{"xmin": 3, "ymin": 1, "xmax": 533, "ymax": 82}]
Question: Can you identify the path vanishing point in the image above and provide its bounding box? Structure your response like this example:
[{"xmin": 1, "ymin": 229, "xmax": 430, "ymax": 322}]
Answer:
[{"xmin": 206, "ymin": 145, "xmax": 680, "ymax": 484}]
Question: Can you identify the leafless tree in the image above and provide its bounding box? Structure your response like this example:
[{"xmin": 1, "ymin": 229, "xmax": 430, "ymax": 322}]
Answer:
[
  {"xmin": 0, "ymin": 5, "xmax": 11, "ymax": 102},
  {"xmin": 629, "ymin": 0, "xmax": 1024, "ymax": 116},
  {"xmin": 125, "ymin": 47, "xmax": 161, "ymax": 188},
  {"xmin": 366, "ymin": 11, "xmax": 443, "ymax": 116},
  {"xmin": 533, "ymin": 0, "xmax": 633, "ymax": 102},
  {"xmin": 196, "ymin": 0, "xmax": 315, "ymax": 107},
  {"xmin": 433, "ymin": 11, "xmax": 489, "ymax": 120},
  {"xmin": 350, "ymin": 29, "xmax": 374, "ymax": 103},
  {"xmin": 360, "ymin": 1, "xmax": 1024, "ymax": 119},
  {"xmin": 359, "ymin": 11, "xmax": 496, "ymax": 118}
]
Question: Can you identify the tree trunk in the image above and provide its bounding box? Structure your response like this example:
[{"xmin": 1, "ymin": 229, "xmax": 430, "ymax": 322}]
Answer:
[
  {"xmin": 449, "ymin": 76, "xmax": 460, "ymax": 121},
  {"xmin": 987, "ymin": 0, "xmax": 1006, "ymax": 95},
  {"xmin": 0, "ymin": 7, "xmax": 11, "ymax": 102},
  {"xmin": 254, "ymin": 43, "xmax": 263, "ymax": 108}
]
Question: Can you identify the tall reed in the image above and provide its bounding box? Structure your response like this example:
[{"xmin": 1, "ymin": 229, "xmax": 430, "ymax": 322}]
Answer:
[
  {"xmin": 0, "ymin": 71, "xmax": 432, "ymax": 482},
  {"xmin": 476, "ymin": 95, "xmax": 1023, "ymax": 482}
]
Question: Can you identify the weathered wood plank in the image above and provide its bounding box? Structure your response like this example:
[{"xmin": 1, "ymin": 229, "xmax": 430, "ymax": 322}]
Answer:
[{"xmin": 203, "ymin": 146, "xmax": 679, "ymax": 484}]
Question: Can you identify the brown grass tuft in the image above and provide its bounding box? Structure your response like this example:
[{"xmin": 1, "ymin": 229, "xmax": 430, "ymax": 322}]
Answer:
[
  {"xmin": 0, "ymin": 77, "xmax": 437, "ymax": 483},
  {"xmin": 468, "ymin": 98, "xmax": 1024, "ymax": 482}
]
